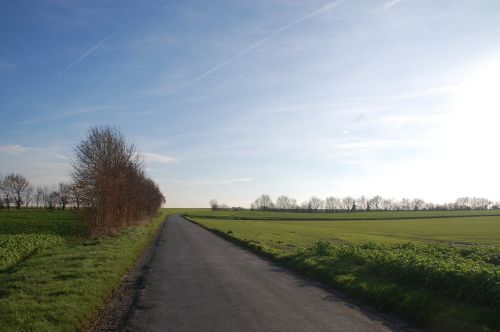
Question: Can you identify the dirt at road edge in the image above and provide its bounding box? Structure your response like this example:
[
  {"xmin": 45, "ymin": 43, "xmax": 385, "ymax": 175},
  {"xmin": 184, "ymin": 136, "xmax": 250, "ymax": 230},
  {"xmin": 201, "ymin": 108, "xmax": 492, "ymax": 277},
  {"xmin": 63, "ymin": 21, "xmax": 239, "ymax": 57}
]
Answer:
[{"xmin": 88, "ymin": 220, "xmax": 166, "ymax": 332}]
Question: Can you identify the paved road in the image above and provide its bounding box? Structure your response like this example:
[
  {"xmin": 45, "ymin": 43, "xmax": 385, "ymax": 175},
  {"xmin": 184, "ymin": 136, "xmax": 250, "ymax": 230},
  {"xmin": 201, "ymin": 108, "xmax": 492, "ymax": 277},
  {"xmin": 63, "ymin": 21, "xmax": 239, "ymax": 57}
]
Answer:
[{"xmin": 125, "ymin": 215, "xmax": 407, "ymax": 332}]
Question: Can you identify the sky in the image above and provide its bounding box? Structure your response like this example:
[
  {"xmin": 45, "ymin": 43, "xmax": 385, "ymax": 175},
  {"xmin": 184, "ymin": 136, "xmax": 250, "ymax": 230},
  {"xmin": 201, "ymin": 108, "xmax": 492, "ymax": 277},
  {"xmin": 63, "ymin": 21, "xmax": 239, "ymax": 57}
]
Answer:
[{"xmin": 1, "ymin": 0, "xmax": 500, "ymax": 207}]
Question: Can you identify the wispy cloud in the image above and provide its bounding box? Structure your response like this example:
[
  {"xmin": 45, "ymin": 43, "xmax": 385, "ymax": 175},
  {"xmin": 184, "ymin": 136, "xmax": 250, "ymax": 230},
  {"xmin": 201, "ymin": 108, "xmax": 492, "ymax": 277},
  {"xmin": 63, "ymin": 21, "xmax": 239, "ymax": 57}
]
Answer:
[
  {"xmin": 0, "ymin": 60, "xmax": 16, "ymax": 71},
  {"xmin": 19, "ymin": 106, "xmax": 122, "ymax": 126},
  {"xmin": 58, "ymin": 18, "xmax": 134, "ymax": 76},
  {"xmin": 382, "ymin": 0, "xmax": 409, "ymax": 11},
  {"xmin": 311, "ymin": 137, "xmax": 433, "ymax": 165},
  {"xmin": 221, "ymin": 177, "xmax": 252, "ymax": 184},
  {"xmin": 142, "ymin": 152, "xmax": 177, "ymax": 164},
  {"xmin": 0, "ymin": 144, "xmax": 29, "ymax": 153},
  {"xmin": 169, "ymin": 0, "xmax": 346, "ymax": 93},
  {"xmin": 159, "ymin": 178, "xmax": 215, "ymax": 186},
  {"xmin": 159, "ymin": 177, "xmax": 252, "ymax": 186},
  {"xmin": 379, "ymin": 85, "xmax": 457, "ymax": 102}
]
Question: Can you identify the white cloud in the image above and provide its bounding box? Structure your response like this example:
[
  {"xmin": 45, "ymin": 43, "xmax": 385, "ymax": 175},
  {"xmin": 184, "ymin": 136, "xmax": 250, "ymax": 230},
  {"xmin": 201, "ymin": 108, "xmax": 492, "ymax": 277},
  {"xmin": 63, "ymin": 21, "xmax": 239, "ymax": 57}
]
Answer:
[
  {"xmin": 0, "ymin": 61, "xmax": 15, "ymax": 71},
  {"xmin": 379, "ymin": 85, "xmax": 457, "ymax": 102},
  {"xmin": 382, "ymin": 0, "xmax": 409, "ymax": 11},
  {"xmin": 158, "ymin": 177, "xmax": 252, "ymax": 186},
  {"xmin": 142, "ymin": 152, "xmax": 177, "ymax": 163},
  {"xmin": 0, "ymin": 145, "xmax": 29, "ymax": 153},
  {"xmin": 221, "ymin": 177, "xmax": 252, "ymax": 184}
]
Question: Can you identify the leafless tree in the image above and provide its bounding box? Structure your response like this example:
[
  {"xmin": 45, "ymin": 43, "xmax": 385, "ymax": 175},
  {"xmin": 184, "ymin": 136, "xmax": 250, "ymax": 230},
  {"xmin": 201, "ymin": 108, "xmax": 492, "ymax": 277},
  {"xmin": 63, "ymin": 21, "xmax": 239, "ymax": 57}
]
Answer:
[
  {"xmin": 209, "ymin": 199, "xmax": 219, "ymax": 210},
  {"xmin": 253, "ymin": 194, "xmax": 274, "ymax": 210},
  {"xmin": 219, "ymin": 203, "xmax": 229, "ymax": 210},
  {"xmin": 58, "ymin": 182, "xmax": 72, "ymax": 210},
  {"xmin": 400, "ymin": 198, "xmax": 412, "ymax": 210},
  {"xmin": 40, "ymin": 186, "xmax": 51, "ymax": 208},
  {"xmin": 71, "ymin": 183, "xmax": 84, "ymax": 209},
  {"xmin": 308, "ymin": 196, "xmax": 324, "ymax": 211},
  {"xmin": 412, "ymin": 198, "xmax": 425, "ymax": 211},
  {"xmin": 369, "ymin": 195, "xmax": 383, "ymax": 211},
  {"xmin": 382, "ymin": 199, "xmax": 394, "ymax": 211},
  {"xmin": 324, "ymin": 197, "xmax": 335, "ymax": 211},
  {"xmin": 34, "ymin": 186, "xmax": 44, "ymax": 208},
  {"xmin": 342, "ymin": 196, "xmax": 354, "ymax": 211},
  {"xmin": 72, "ymin": 126, "xmax": 165, "ymax": 236},
  {"xmin": 0, "ymin": 174, "xmax": 4, "ymax": 209},
  {"xmin": 3, "ymin": 174, "xmax": 30, "ymax": 209},
  {"xmin": 357, "ymin": 195, "xmax": 367, "ymax": 211},
  {"xmin": 275, "ymin": 196, "xmax": 291, "ymax": 211},
  {"xmin": 46, "ymin": 188, "xmax": 59, "ymax": 209},
  {"xmin": 24, "ymin": 185, "xmax": 34, "ymax": 208}
]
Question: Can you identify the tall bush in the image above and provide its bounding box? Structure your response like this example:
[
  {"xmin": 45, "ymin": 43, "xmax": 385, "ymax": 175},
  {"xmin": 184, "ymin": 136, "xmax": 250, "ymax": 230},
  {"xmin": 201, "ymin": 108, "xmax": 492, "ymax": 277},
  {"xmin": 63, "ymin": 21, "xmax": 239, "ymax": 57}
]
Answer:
[{"xmin": 72, "ymin": 126, "xmax": 165, "ymax": 237}]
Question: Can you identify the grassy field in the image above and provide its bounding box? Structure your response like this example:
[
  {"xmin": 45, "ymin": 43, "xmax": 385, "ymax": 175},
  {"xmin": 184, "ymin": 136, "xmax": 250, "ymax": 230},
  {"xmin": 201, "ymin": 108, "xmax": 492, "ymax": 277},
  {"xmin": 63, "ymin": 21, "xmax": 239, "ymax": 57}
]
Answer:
[
  {"xmin": 187, "ymin": 210, "xmax": 500, "ymax": 331},
  {"xmin": 188, "ymin": 216, "xmax": 500, "ymax": 248},
  {"xmin": 0, "ymin": 208, "xmax": 196, "ymax": 331}
]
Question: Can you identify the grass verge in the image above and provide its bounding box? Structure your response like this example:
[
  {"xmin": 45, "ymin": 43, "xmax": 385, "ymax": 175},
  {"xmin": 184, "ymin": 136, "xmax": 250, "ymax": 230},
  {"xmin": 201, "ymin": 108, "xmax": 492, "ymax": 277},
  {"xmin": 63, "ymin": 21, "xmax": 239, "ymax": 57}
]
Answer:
[{"xmin": 0, "ymin": 209, "xmax": 175, "ymax": 331}]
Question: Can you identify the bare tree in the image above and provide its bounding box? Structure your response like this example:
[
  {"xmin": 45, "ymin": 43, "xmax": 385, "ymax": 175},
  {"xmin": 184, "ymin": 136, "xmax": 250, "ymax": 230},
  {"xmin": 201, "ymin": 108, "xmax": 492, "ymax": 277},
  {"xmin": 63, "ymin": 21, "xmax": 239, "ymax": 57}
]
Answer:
[
  {"xmin": 401, "ymin": 198, "xmax": 412, "ymax": 210},
  {"xmin": 275, "ymin": 195, "xmax": 291, "ymax": 211},
  {"xmin": 71, "ymin": 183, "xmax": 83, "ymax": 209},
  {"xmin": 58, "ymin": 182, "xmax": 72, "ymax": 210},
  {"xmin": 0, "ymin": 174, "xmax": 4, "ymax": 209},
  {"xmin": 3, "ymin": 174, "xmax": 30, "ymax": 209},
  {"xmin": 72, "ymin": 126, "xmax": 165, "ymax": 236},
  {"xmin": 324, "ymin": 197, "xmax": 335, "ymax": 212},
  {"xmin": 46, "ymin": 188, "xmax": 59, "ymax": 209},
  {"xmin": 308, "ymin": 196, "xmax": 324, "ymax": 211},
  {"xmin": 342, "ymin": 196, "xmax": 354, "ymax": 211},
  {"xmin": 369, "ymin": 195, "xmax": 383, "ymax": 211},
  {"xmin": 209, "ymin": 199, "xmax": 219, "ymax": 210},
  {"xmin": 24, "ymin": 185, "xmax": 34, "ymax": 208},
  {"xmin": 382, "ymin": 199, "xmax": 394, "ymax": 211},
  {"xmin": 40, "ymin": 186, "xmax": 51, "ymax": 208},
  {"xmin": 412, "ymin": 198, "xmax": 425, "ymax": 211},
  {"xmin": 357, "ymin": 195, "xmax": 367, "ymax": 211},
  {"xmin": 253, "ymin": 194, "xmax": 274, "ymax": 210},
  {"xmin": 34, "ymin": 186, "xmax": 44, "ymax": 208}
]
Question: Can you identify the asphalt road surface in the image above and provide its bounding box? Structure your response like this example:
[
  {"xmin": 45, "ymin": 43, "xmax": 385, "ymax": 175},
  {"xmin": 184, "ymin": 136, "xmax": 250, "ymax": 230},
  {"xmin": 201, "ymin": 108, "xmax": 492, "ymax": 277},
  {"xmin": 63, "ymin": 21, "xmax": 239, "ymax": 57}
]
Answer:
[{"xmin": 125, "ymin": 215, "xmax": 409, "ymax": 332}]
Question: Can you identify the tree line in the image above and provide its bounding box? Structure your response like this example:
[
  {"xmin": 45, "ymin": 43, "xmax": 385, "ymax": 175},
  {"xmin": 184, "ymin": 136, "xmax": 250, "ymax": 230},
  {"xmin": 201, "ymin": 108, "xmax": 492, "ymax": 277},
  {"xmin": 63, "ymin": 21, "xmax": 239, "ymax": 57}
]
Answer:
[
  {"xmin": 0, "ymin": 174, "xmax": 77, "ymax": 210},
  {"xmin": 210, "ymin": 194, "xmax": 498, "ymax": 212},
  {"xmin": 1, "ymin": 126, "xmax": 165, "ymax": 237}
]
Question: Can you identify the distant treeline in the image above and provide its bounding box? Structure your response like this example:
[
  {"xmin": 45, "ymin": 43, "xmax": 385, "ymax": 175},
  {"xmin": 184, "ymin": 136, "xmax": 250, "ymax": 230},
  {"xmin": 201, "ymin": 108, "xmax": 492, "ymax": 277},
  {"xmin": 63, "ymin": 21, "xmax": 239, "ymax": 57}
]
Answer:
[
  {"xmin": 210, "ymin": 194, "xmax": 500, "ymax": 212},
  {"xmin": 0, "ymin": 174, "xmax": 75, "ymax": 210},
  {"xmin": 1, "ymin": 126, "xmax": 165, "ymax": 237}
]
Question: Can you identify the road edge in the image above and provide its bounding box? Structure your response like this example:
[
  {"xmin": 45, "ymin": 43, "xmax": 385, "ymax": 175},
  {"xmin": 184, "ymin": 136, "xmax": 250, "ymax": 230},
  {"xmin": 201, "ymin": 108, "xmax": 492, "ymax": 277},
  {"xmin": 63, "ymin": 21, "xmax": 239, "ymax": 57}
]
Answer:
[{"xmin": 88, "ymin": 217, "xmax": 168, "ymax": 332}]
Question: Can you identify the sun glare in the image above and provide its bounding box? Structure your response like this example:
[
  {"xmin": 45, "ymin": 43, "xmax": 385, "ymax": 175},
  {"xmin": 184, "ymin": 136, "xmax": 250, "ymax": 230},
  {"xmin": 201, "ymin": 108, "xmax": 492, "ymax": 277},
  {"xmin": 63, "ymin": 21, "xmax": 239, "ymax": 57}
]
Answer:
[{"xmin": 452, "ymin": 56, "xmax": 500, "ymax": 150}]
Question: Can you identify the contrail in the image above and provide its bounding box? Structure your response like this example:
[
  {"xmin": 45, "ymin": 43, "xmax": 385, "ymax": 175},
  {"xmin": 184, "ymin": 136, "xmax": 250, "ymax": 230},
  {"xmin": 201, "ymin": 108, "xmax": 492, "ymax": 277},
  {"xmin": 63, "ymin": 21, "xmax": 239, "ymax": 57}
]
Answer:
[
  {"xmin": 58, "ymin": 18, "xmax": 134, "ymax": 77},
  {"xmin": 171, "ymin": 0, "xmax": 346, "ymax": 93}
]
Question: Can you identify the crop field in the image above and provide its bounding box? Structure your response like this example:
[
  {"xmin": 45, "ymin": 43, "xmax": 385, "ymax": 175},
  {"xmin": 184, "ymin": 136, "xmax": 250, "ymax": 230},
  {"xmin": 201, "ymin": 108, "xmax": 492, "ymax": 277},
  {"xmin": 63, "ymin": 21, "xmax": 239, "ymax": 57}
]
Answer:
[
  {"xmin": 0, "ymin": 208, "xmax": 188, "ymax": 331},
  {"xmin": 187, "ymin": 210, "xmax": 500, "ymax": 331},
  {"xmin": 188, "ymin": 216, "xmax": 500, "ymax": 248}
]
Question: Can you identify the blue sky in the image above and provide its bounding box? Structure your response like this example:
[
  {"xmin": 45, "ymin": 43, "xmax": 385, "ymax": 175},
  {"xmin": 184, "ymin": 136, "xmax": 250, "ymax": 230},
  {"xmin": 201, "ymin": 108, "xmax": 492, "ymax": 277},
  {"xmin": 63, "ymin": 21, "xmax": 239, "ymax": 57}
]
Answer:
[{"xmin": 1, "ymin": 0, "xmax": 500, "ymax": 207}]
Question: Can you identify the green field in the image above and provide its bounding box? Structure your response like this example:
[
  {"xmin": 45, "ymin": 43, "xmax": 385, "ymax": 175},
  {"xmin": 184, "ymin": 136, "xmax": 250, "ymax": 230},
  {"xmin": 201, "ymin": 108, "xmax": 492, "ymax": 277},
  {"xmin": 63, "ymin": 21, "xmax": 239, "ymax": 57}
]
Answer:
[
  {"xmin": 189, "ymin": 216, "xmax": 500, "ymax": 248},
  {"xmin": 0, "ymin": 208, "xmax": 195, "ymax": 331},
  {"xmin": 187, "ymin": 210, "xmax": 500, "ymax": 331}
]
